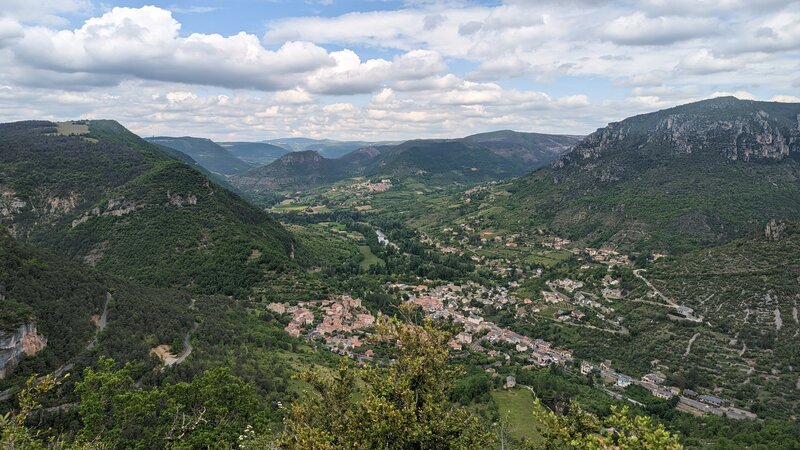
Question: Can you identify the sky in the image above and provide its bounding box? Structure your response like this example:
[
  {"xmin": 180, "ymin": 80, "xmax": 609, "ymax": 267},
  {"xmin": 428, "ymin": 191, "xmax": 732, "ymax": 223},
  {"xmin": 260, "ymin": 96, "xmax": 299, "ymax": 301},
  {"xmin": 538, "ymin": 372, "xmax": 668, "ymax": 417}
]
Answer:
[{"xmin": 0, "ymin": 0, "xmax": 798, "ymax": 141}]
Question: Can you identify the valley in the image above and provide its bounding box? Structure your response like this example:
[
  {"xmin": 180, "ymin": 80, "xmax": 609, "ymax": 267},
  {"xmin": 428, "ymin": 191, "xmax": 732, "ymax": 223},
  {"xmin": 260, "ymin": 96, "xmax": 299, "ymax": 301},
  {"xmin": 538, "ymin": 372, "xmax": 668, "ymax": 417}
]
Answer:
[{"xmin": 2, "ymin": 97, "xmax": 800, "ymax": 449}]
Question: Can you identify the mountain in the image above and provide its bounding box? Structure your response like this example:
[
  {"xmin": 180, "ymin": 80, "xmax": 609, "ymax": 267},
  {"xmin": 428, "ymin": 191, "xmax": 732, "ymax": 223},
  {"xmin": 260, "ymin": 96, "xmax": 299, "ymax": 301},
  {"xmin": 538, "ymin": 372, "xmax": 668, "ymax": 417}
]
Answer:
[
  {"xmin": 264, "ymin": 137, "xmax": 395, "ymax": 159},
  {"xmin": 0, "ymin": 120, "xmax": 295, "ymax": 295},
  {"xmin": 218, "ymin": 141, "xmax": 290, "ymax": 165},
  {"xmin": 235, "ymin": 131, "xmax": 581, "ymax": 195},
  {"xmin": 498, "ymin": 97, "xmax": 800, "ymax": 253},
  {"xmin": 234, "ymin": 150, "xmax": 366, "ymax": 192},
  {"xmin": 463, "ymin": 130, "xmax": 584, "ymax": 168},
  {"xmin": 146, "ymin": 136, "xmax": 254, "ymax": 175}
]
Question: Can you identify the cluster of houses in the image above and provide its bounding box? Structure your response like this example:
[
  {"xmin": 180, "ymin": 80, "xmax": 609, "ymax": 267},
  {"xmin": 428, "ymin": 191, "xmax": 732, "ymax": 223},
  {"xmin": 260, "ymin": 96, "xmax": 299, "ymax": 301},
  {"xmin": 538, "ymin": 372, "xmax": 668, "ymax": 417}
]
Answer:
[
  {"xmin": 578, "ymin": 247, "xmax": 632, "ymax": 267},
  {"xmin": 535, "ymin": 277, "xmax": 625, "ymax": 330},
  {"xmin": 403, "ymin": 283, "xmax": 574, "ymax": 367},
  {"xmin": 267, "ymin": 295, "xmax": 376, "ymax": 358},
  {"xmin": 351, "ymin": 179, "xmax": 392, "ymax": 193},
  {"xmin": 268, "ymin": 276, "xmax": 755, "ymax": 420},
  {"xmin": 578, "ymin": 360, "xmax": 755, "ymax": 419}
]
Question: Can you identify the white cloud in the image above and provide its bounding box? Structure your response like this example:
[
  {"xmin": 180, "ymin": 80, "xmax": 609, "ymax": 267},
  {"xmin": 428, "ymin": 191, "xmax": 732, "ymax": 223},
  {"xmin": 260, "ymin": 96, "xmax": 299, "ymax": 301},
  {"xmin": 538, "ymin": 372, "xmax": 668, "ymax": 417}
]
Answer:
[
  {"xmin": 0, "ymin": 0, "xmax": 91, "ymax": 25},
  {"xmin": 600, "ymin": 12, "xmax": 719, "ymax": 46},
  {"xmin": 677, "ymin": 50, "xmax": 740, "ymax": 75},
  {"xmin": 711, "ymin": 90, "xmax": 756, "ymax": 100},
  {"xmin": 0, "ymin": 17, "xmax": 24, "ymax": 46},
  {"xmin": 11, "ymin": 7, "xmax": 336, "ymax": 91},
  {"xmin": 0, "ymin": 1, "xmax": 798, "ymax": 140},
  {"xmin": 771, "ymin": 95, "xmax": 800, "ymax": 103}
]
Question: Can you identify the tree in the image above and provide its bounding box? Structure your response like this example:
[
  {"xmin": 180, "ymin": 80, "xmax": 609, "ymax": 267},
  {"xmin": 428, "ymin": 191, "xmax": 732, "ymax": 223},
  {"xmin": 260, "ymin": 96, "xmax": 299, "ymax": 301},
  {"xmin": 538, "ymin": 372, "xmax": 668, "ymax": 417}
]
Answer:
[
  {"xmin": 275, "ymin": 314, "xmax": 496, "ymax": 449},
  {"xmin": 531, "ymin": 401, "xmax": 682, "ymax": 450},
  {"xmin": 75, "ymin": 357, "xmax": 264, "ymax": 448},
  {"xmin": 0, "ymin": 374, "xmax": 70, "ymax": 450}
]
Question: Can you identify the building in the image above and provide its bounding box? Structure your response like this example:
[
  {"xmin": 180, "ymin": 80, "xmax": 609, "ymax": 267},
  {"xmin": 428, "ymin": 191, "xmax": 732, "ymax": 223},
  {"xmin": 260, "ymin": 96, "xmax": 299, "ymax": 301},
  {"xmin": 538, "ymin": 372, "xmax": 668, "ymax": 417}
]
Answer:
[
  {"xmin": 580, "ymin": 361, "xmax": 594, "ymax": 375},
  {"xmin": 505, "ymin": 375, "xmax": 516, "ymax": 389},
  {"xmin": 653, "ymin": 388, "xmax": 674, "ymax": 400},
  {"xmin": 616, "ymin": 375, "xmax": 632, "ymax": 388},
  {"xmin": 699, "ymin": 395, "xmax": 724, "ymax": 407},
  {"xmin": 642, "ymin": 373, "xmax": 666, "ymax": 385}
]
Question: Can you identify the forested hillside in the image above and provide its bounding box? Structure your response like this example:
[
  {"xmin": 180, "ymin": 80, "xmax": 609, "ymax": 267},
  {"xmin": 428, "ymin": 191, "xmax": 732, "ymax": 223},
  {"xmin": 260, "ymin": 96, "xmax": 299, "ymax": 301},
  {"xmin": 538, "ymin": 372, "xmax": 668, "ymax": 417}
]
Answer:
[
  {"xmin": 146, "ymin": 136, "xmax": 254, "ymax": 175},
  {"xmin": 233, "ymin": 131, "xmax": 580, "ymax": 198},
  {"xmin": 0, "ymin": 121, "xmax": 296, "ymax": 295},
  {"xmin": 497, "ymin": 97, "xmax": 800, "ymax": 253}
]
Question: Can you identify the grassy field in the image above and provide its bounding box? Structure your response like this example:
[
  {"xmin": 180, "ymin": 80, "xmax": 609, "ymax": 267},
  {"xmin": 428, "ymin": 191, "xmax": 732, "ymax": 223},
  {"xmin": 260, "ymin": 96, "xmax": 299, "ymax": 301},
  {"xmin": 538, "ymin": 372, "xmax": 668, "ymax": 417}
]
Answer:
[
  {"xmin": 56, "ymin": 121, "xmax": 89, "ymax": 135},
  {"xmin": 358, "ymin": 245, "xmax": 384, "ymax": 271},
  {"xmin": 492, "ymin": 388, "xmax": 544, "ymax": 445}
]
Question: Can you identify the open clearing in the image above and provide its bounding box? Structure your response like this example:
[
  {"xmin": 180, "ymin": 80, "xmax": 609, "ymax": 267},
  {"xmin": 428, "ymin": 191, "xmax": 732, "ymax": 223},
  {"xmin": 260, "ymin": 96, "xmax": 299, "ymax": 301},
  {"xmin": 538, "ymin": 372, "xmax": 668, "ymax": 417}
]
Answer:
[
  {"xmin": 491, "ymin": 388, "xmax": 544, "ymax": 445},
  {"xmin": 358, "ymin": 245, "xmax": 384, "ymax": 271}
]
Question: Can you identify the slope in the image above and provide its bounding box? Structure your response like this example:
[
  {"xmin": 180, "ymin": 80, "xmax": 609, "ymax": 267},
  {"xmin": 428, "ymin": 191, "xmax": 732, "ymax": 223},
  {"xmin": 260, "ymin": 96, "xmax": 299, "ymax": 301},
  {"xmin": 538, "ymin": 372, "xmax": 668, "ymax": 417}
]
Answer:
[
  {"xmin": 499, "ymin": 97, "xmax": 800, "ymax": 253},
  {"xmin": 463, "ymin": 130, "xmax": 583, "ymax": 170},
  {"xmin": 146, "ymin": 136, "xmax": 254, "ymax": 175},
  {"xmin": 234, "ymin": 131, "xmax": 580, "ymax": 196},
  {"xmin": 0, "ymin": 120, "xmax": 295, "ymax": 296},
  {"xmin": 264, "ymin": 137, "xmax": 394, "ymax": 159},
  {"xmin": 0, "ymin": 229, "xmax": 194, "ymax": 385},
  {"xmin": 218, "ymin": 141, "xmax": 290, "ymax": 165}
]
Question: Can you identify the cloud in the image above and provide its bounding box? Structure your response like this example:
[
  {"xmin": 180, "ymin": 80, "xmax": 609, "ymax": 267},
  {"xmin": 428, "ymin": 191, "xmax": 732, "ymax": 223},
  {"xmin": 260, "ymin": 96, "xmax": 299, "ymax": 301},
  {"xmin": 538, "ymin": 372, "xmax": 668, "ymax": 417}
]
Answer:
[
  {"xmin": 771, "ymin": 95, "xmax": 800, "ymax": 103},
  {"xmin": 11, "ymin": 7, "xmax": 336, "ymax": 90},
  {"xmin": 676, "ymin": 50, "xmax": 742, "ymax": 75},
  {"xmin": 711, "ymin": 90, "xmax": 756, "ymax": 100},
  {"xmin": 169, "ymin": 6, "xmax": 221, "ymax": 14},
  {"xmin": 600, "ymin": 12, "xmax": 719, "ymax": 46},
  {"xmin": 0, "ymin": 0, "xmax": 798, "ymax": 140},
  {"xmin": 717, "ymin": 8, "xmax": 800, "ymax": 54},
  {"xmin": 469, "ymin": 55, "xmax": 532, "ymax": 80},
  {"xmin": 304, "ymin": 49, "xmax": 445, "ymax": 95},
  {"xmin": 0, "ymin": 0, "xmax": 91, "ymax": 25},
  {"xmin": 0, "ymin": 18, "xmax": 24, "ymax": 47},
  {"xmin": 6, "ymin": 6, "xmax": 447, "ymax": 96}
]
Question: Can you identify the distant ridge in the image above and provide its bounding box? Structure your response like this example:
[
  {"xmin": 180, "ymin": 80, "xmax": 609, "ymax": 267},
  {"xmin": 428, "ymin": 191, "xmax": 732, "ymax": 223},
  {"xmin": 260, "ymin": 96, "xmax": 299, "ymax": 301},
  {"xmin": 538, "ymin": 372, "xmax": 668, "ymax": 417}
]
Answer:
[
  {"xmin": 147, "ymin": 136, "xmax": 254, "ymax": 175},
  {"xmin": 234, "ymin": 130, "xmax": 582, "ymax": 194}
]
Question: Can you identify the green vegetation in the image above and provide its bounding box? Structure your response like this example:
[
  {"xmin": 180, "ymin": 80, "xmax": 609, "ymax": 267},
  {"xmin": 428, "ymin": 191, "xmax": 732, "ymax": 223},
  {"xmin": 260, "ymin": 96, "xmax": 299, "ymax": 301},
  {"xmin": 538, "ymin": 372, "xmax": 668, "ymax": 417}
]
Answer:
[
  {"xmin": 146, "ymin": 136, "xmax": 254, "ymax": 175},
  {"xmin": 233, "ymin": 131, "xmax": 579, "ymax": 200},
  {"xmin": 0, "ymin": 120, "xmax": 296, "ymax": 297},
  {"xmin": 3, "ymin": 97, "xmax": 800, "ymax": 449},
  {"xmin": 492, "ymin": 388, "xmax": 544, "ymax": 444},
  {"xmin": 218, "ymin": 141, "xmax": 290, "ymax": 165},
  {"xmin": 357, "ymin": 245, "xmax": 384, "ymax": 271},
  {"xmin": 493, "ymin": 97, "xmax": 800, "ymax": 253},
  {"xmin": 276, "ymin": 316, "xmax": 496, "ymax": 449}
]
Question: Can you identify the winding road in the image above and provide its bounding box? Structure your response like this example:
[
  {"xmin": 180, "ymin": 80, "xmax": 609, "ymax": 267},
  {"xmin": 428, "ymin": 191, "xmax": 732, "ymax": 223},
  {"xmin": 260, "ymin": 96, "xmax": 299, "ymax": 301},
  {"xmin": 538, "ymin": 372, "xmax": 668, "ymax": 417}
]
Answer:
[{"xmin": 167, "ymin": 322, "xmax": 198, "ymax": 367}]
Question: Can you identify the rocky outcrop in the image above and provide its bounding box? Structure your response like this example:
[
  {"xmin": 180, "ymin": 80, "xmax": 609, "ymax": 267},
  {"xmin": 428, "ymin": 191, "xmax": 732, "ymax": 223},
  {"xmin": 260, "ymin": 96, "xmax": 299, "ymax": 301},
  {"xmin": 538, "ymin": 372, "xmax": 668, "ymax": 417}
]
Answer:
[
  {"xmin": 0, "ymin": 322, "xmax": 47, "ymax": 379},
  {"xmin": 0, "ymin": 188, "xmax": 26, "ymax": 218},
  {"xmin": 765, "ymin": 219, "xmax": 788, "ymax": 241},
  {"xmin": 167, "ymin": 191, "xmax": 198, "ymax": 207},
  {"xmin": 648, "ymin": 110, "xmax": 795, "ymax": 161},
  {"xmin": 71, "ymin": 197, "xmax": 138, "ymax": 227},
  {"xmin": 555, "ymin": 97, "xmax": 800, "ymax": 177}
]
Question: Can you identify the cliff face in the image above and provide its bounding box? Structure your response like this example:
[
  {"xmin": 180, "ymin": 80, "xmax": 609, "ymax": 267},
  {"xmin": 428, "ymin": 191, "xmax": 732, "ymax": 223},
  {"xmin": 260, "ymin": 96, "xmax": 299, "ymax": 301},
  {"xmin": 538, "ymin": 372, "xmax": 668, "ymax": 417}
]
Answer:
[
  {"xmin": 557, "ymin": 97, "xmax": 800, "ymax": 178},
  {"xmin": 0, "ymin": 322, "xmax": 47, "ymax": 379}
]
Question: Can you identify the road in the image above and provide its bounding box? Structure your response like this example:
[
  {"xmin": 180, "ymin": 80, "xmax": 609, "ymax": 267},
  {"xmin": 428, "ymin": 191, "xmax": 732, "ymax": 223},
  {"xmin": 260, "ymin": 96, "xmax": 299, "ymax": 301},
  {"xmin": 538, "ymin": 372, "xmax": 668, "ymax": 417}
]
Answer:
[
  {"xmin": 166, "ymin": 322, "xmax": 198, "ymax": 367},
  {"xmin": 633, "ymin": 269, "xmax": 677, "ymax": 307}
]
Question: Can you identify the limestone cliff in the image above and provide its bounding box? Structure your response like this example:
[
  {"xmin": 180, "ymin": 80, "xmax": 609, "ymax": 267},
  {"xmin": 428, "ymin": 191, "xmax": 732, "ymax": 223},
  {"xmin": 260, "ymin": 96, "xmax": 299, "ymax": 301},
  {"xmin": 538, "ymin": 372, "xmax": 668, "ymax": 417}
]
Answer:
[
  {"xmin": 555, "ymin": 96, "xmax": 800, "ymax": 181},
  {"xmin": 0, "ymin": 322, "xmax": 47, "ymax": 379}
]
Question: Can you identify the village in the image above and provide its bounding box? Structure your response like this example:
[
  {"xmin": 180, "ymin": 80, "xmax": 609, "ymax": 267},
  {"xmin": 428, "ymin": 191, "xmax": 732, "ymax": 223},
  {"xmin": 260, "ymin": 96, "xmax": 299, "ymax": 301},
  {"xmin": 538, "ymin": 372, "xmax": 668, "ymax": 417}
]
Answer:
[{"xmin": 265, "ymin": 275, "xmax": 756, "ymax": 420}]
